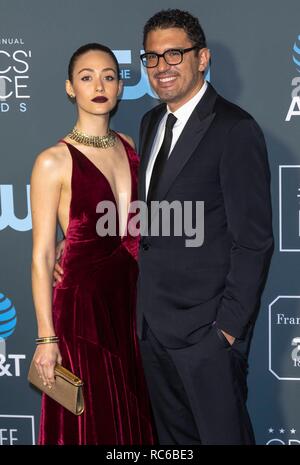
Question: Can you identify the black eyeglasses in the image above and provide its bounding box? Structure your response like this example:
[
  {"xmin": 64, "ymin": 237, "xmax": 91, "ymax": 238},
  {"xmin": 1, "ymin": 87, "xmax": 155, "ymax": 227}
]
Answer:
[{"xmin": 140, "ymin": 46, "xmax": 200, "ymax": 68}]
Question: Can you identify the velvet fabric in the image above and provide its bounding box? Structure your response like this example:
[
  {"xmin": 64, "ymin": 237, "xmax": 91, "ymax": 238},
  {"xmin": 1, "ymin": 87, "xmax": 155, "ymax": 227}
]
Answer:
[{"xmin": 38, "ymin": 135, "xmax": 156, "ymax": 445}]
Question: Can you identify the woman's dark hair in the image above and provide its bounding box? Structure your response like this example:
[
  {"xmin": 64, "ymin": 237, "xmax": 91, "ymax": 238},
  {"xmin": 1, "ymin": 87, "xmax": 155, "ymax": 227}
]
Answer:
[
  {"xmin": 68, "ymin": 43, "xmax": 120, "ymax": 81},
  {"xmin": 143, "ymin": 9, "xmax": 207, "ymax": 50}
]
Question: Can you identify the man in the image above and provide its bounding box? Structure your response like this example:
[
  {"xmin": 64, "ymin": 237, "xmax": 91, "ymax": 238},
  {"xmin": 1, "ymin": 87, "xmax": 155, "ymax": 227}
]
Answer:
[
  {"xmin": 54, "ymin": 9, "xmax": 273, "ymax": 445},
  {"xmin": 136, "ymin": 9, "xmax": 273, "ymax": 445}
]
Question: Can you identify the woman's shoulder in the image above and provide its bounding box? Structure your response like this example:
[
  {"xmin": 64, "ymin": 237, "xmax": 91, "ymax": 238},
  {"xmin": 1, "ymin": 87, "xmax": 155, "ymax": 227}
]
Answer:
[
  {"xmin": 116, "ymin": 132, "xmax": 136, "ymax": 150},
  {"xmin": 33, "ymin": 140, "xmax": 70, "ymax": 173},
  {"xmin": 33, "ymin": 142, "xmax": 70, "ymax": 176}
]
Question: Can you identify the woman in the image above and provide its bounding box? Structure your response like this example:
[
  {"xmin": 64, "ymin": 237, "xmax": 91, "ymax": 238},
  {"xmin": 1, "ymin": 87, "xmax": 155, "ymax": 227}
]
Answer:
[{"xmin": 30, "ymin": 43, "xmax": 155, "ymax": 445}]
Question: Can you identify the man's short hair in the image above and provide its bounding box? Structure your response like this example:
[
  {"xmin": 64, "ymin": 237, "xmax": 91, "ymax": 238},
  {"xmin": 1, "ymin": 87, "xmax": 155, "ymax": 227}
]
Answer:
[{"xmin": 143, "ymin": 9, "xmax": 207, "ymax": 50}]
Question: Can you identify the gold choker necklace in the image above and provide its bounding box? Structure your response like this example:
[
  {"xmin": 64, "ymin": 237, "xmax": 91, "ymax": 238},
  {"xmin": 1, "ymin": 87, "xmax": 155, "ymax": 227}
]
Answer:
[{"xmin": 68, "ymin": 127, "xmax": 116, "ymax": 148}]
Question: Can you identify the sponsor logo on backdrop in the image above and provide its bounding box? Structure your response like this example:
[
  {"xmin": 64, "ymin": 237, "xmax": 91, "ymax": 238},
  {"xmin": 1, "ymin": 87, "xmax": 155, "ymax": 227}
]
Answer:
[
  {"xmin": 0, "ymin": 293, "xmax": 17, "ymax": 340},
  {"xmin": 293, "ymin": 36, "xmax": 300, "ymax": 73},
  {"xmin": 0, "ymin": 292, "xmax": 26, "ymax": 375},
  {"xmin": 285, "ymin": 35, "xmax": 300, "ymax": 121},
  {"xmin": 114, "ymin": 50, "xmax": 210, "ymax": 100},
  {"xmin": 114, "ymin": 50, "xmax": 157, "ymax": 100},
  {"xmin": 269, "ymin": 296, "xmax": 300, "ymax": 380},
  {"xmin": 0, "ymin": 353, "xmax": 26, "ymax": 377},
  {"xmin": 0, "ymin": 38, "xmax": 31, "ymax": 113},
  {"xmin": 0, "ymin": 415, "xmax": 35, "ymax": 445},
  {"xmin": 266, "ymin": 427, "xmax": 299, "ymax": 445},
  {"xmin": 279, "ymin": 166, "xmax": 300, "ymax": 252},
  {"xmin": 0, "ymin": 185, "xmax": 31, "ymax": 231}
]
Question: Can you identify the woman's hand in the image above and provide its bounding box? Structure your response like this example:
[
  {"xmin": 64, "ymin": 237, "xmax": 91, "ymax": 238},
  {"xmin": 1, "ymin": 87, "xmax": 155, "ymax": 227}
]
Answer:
[
  {"xmin": 33, "ymin": 343, "xmax": 62, "ymax": 388},
  {"xmin": 53, "ymin": 239, "xmax": 65, "ymax": 286}
]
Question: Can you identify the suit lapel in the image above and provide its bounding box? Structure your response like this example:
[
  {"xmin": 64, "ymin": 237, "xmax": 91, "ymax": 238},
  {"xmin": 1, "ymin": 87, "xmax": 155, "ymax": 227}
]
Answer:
[
  {"xmin": 155, "ymin": 112, "xmax": 215, "ymax": 203},
  {"xmin": 138, "ymin": 104, "xmax": 166, "ymax": 202},
  {"xmin": 138, "ymin": 83, "xmax": 218, "ymax": 229},
  {"xmin": 154, "ymin": 83, "xmax": 218, "ymax": 202}
]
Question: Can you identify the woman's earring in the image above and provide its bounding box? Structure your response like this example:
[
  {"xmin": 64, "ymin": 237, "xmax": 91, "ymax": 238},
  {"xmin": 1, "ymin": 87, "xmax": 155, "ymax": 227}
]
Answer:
[{"xmin": 68, "ymin": 93, "xmax": 76, "ymax": 103}]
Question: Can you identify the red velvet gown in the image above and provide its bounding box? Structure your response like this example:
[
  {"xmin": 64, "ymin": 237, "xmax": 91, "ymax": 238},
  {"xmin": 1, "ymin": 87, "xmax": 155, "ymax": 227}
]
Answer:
[{"xmin": 38, "ymin": 135, "xmax": 156, "ymax": 445}]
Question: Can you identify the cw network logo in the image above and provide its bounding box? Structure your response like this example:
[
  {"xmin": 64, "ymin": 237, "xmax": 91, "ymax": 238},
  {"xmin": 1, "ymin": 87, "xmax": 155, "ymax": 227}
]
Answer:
[
  {"xmin": 285, "ymin": 35, "xmax": 300, "ymax": 121},
  {"xmin": 114, "ymin": 50, "xmax": 156, "ymax": 100},
  {"xmin": 0, "ymin": 185, "xmax": 31, "ymax": 231}
]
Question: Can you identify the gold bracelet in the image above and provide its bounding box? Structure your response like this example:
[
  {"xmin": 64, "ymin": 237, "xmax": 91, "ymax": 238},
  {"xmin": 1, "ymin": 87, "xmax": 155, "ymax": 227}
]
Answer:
[
  {"xmin": 35, "ymin": 336, "xmax": 59, "ymax": 345},
  {"xmin": 36, "ymin": 340, "xmax": 59, "ymax": 345}
]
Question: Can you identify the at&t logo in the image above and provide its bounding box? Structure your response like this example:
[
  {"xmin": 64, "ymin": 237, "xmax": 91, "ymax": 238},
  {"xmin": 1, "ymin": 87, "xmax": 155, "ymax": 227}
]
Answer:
[
  {"xmin": 285, "ymin": 35, "xmax": 300, "ymax": 121},
  {"xmin": 0, "ymin": 353, "xmax": 26, "ymax": 377},
  {"xmin": 0, "ymin": 292, "xmax": 17, "ymax": 340},
  {"xmin": 0, "ymin": 292, "xmax": 26, "ymax": 375}
]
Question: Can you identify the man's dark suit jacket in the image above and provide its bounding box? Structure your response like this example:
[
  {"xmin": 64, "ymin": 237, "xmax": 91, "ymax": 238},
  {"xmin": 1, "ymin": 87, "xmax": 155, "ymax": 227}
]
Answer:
[{"xmin": 137, "ymin": 83, "xmax": 274, "ymax": 349}]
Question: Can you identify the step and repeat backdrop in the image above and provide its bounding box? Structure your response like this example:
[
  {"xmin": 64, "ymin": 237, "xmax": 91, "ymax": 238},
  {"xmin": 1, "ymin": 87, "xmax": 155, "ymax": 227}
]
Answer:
[{"xmin": 0, "ymin": 0, "xmax": 299, "ymax": 445}]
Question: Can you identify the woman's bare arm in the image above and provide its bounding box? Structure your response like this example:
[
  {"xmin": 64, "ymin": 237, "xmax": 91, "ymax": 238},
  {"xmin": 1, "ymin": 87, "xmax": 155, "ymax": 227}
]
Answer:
[{"xmin": 30, "ymin": 146, "xmax": 65, "ymax": 387}]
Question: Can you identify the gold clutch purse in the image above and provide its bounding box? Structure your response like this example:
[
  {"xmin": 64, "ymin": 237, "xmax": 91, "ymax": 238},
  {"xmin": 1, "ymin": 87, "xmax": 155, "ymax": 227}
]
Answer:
[{"xmin": 28, "ymin": 361, "xmax": 84, "ymax": 416}]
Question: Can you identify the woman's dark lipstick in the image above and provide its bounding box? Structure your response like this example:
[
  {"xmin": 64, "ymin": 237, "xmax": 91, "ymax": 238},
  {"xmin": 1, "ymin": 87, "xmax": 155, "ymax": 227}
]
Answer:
[{"xmin": 92, "ymin": 96, "xmax": 108, "ymax": 103}]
